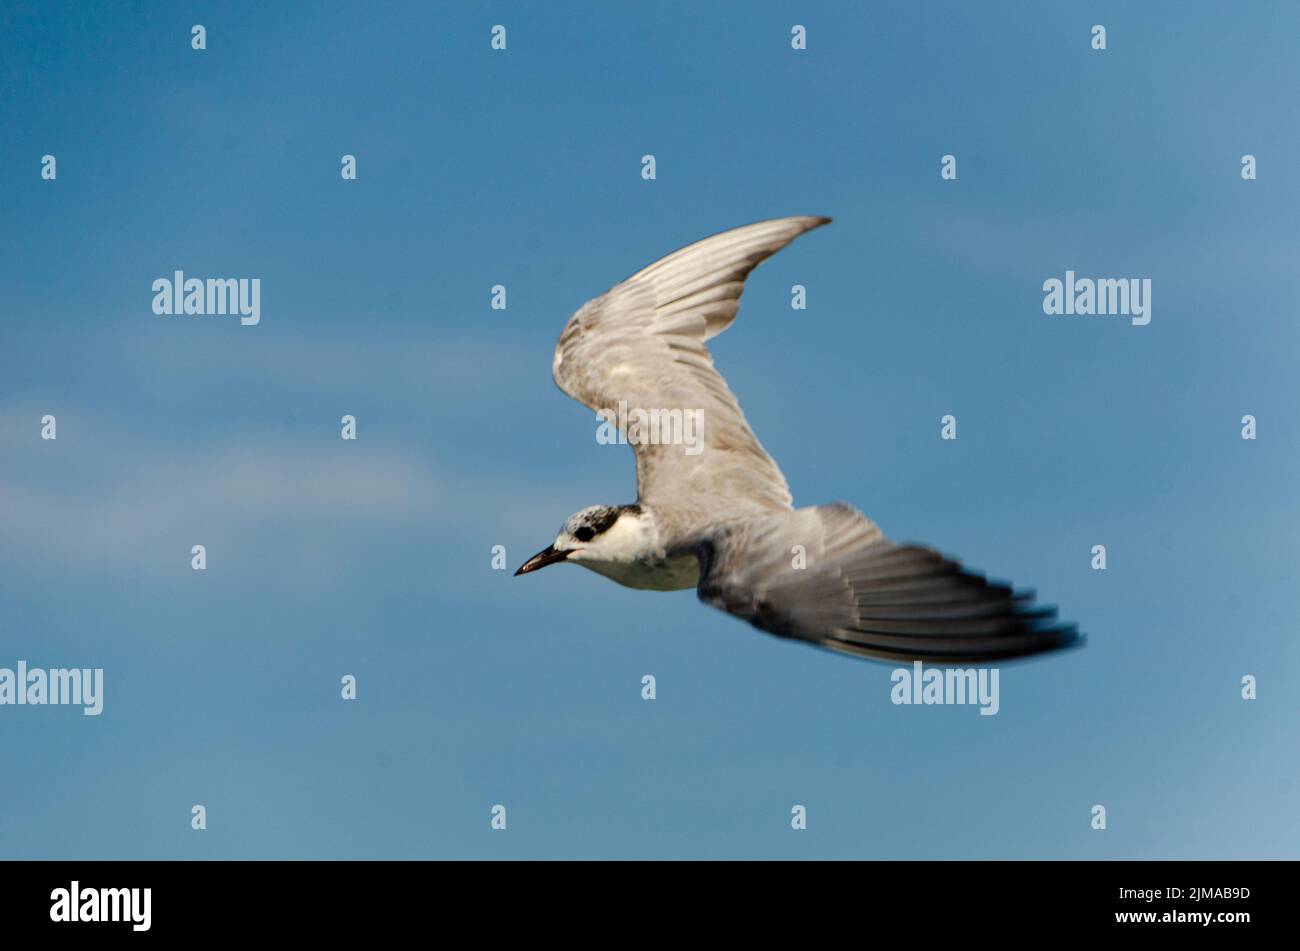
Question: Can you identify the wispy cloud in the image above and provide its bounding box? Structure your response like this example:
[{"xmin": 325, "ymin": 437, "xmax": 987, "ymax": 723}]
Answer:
[
  {"xmin": 0, "ymin": 398, "xmax": 603, "ymax": 592},
  {"xmin": 0, "ymin": 415, "xmax": 440, "ymax": 571}
]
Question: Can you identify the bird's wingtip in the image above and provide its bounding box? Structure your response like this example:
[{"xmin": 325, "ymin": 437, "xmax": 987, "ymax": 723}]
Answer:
[{"xmin": 779, "ymin": 215, "xmax": 831, "ymax": 231}]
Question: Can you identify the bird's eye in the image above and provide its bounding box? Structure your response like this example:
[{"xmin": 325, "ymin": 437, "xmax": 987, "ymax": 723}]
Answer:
[{"xmin": 574, "ymin": 527, "xmax": 595, "ymax": 542}]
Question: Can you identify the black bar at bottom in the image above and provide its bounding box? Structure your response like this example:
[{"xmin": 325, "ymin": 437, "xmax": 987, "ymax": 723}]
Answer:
[{"xmin": 0, "ymin": 859, "xmax": 1280, "ymax": 937}]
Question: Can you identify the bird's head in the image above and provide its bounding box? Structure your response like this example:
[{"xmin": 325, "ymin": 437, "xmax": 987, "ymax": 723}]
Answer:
[{"xmin": 514, "ymin": 504, "xmax": 648, "ymax": 575}]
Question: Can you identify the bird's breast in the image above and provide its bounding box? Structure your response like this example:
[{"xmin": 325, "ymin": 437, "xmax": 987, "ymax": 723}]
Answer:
[{"xmin": 577, "ymin": 553, "xmax": 700, "ymax": 591}]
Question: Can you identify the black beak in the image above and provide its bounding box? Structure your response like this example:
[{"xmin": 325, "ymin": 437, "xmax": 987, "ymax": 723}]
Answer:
[{"xmin": 514, "ymin": 545, "xmax": 571, "ymax": 576}]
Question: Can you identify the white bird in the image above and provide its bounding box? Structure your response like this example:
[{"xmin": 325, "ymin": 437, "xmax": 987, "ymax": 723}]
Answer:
[{"xmin": 516, "ymin": 216, "xmax": 1080, "ymax": 663}]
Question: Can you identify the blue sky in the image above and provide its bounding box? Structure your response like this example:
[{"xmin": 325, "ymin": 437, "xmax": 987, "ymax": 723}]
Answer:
[{"xmin": 1, "ymin": 1, "xmax": 1297, "ymax": 858}]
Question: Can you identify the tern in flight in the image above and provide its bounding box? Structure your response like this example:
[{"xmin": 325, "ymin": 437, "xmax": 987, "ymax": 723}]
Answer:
[{"xmin": 516, "ymin": 216, "xmax": 1080, "ymax": 663}]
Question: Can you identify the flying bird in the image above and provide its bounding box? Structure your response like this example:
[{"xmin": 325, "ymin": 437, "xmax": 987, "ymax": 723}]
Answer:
[{"xmin": 516, "ymin": 217, "xmax": 1080, "ymax": 663}]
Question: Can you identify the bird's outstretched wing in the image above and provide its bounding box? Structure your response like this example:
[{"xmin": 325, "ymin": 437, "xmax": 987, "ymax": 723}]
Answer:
[
  {"xmin": 697, "ymin": 503, "xmax": 1081, "ymax": 663},
  {"xmin": 553, "ymin": 216, "xmax": 830, "ymax": 513}
]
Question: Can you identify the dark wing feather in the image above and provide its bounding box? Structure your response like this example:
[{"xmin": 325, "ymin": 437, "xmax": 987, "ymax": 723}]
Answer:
[{"xmin": 697, "ymin": 503, "xmax": 1081, "ymax": 663}]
